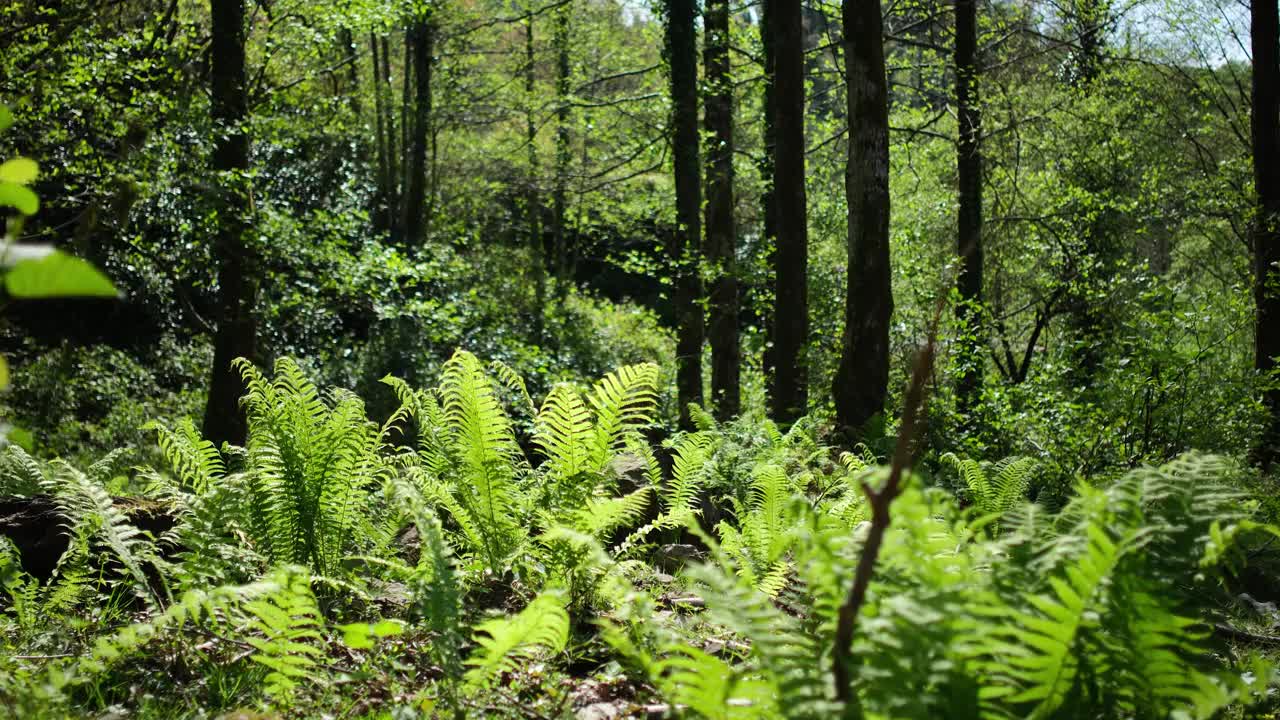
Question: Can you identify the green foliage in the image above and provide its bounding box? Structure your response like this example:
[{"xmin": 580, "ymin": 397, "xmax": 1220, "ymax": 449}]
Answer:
[
  {"xmin": 464, "ymin": 592, "xmax": 570, "ymax": 687},
  {"xmin": 41, "ymin": 451, "xmax": 166, "ymax": 606},
  {"xmin": 605, "ymin": 453, "xmax": 1277, "ymax": 720},
  {"xmin": 235, "ymin": 357, "xmax": 390, "ymax": 576},
  {"xmin": 388, "ymin": 350, "xmax": 662, "ymax": 593},
  {"xmin": 941, "ymin": 452, "xmax": 1036, "ymax": 533}
]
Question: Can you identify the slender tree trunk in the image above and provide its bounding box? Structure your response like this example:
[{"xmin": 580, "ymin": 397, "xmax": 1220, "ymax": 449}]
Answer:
[
  {"xmin": 759, "ymin": 0, "xmax": 778, "ymax": 405},
  {"xmin": 833, "ymin": 0, "xmax": 892, "ymax": 434},
  {"xmin": 370, "ymin": 32, "xmax": 392, "ymax": 234},
  {"xmin": 1253, "ymin": 0, "xmax": 1280, "ymax": 467},
  {"xmin": 954, "ymin": 0, "xmax": 983, "ymax": 417},
  {"xmin": 339, "ymin": 28, "xmax": 362, "ymax": 116},
  {"xmin": 526, "ymin": 12, "xmax": 546, "ymax": 343},
  {"xmin": 400, "ymin": 34, "xmax": 413, "ymax": 201},
  {"xmin": 770, "ymin": 0, "xmax": 808, "ymax": 423},
  {"xmin": 552, "ymin": 6, "xmax": 573, "ymax": 289},
  {"xmin": 203, "ymin": 0, "xmax": 257, "ymax": 448},
  {"xmin": 379, "ymin": 35, "xmax": 401, "ymax": 237},
  {"xmin": 402, "ymin": 14, "xmax": 434, "ymax": 246},
  {"xmin": 665, "ymin": 0, "xmax": 705, "ymax": 427},
  {"xmin": 704, "ymin": 0, "xmax": 739, "ymax": 420}
]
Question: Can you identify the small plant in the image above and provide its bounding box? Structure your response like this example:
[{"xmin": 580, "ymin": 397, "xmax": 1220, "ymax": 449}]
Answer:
[{"xmin": 941, "ymin": 451, "xmax": 1036, "ymax": 534}]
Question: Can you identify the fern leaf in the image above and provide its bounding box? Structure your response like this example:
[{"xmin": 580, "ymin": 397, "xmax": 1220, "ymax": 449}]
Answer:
[{"xmin": 464, "ymin": 592, "xmax": 569, "ymax": 687}]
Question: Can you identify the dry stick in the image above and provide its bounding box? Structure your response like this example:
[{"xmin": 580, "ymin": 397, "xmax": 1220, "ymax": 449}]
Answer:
[{"xmin": 831, "ymin": 298, "xmax": 944, "ymax": 702}]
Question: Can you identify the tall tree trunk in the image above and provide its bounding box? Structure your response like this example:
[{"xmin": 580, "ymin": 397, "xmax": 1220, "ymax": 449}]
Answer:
[
  {"xmin": 370, "ymin": 32, "xmax": 392, "ymax": 234},
  {"xmin": 402, "ymin": 14, "xmax": 434, "ymax": 246},
  {"xmin": 770, "ymin": 0, "xmax": 808, "ymax": 423},
  {"xmin": 552, "ymin": 6, "xmax": 573, "ymax": 289},
  {"xmin": 379, "ymin": 35, "xmax": 401, "ymax": 238},
  {"xmin": 759, "ymin": 0, "xmax": 778, "ymax": 405},
  {"xmin": 1253, "ymin": 0, "xmax": 1280, "ymax": 467},
  {"xmin": 202, "ymin": 0, "xmax": 257, "ymax": 448},
  {"xmin": 833, "ymin": 0, "xmax": 892, "ymax": 434},
  {"xmin": 339, "ymin": 28, "xmax": 362, "ymax": 116},
  {"xmin": 953, "ymin": 0, "xmax": 983, "ymax": 417},
  {"xmin": 665, "ymin": 0, "xmax": 705, "ymax": 427},
  {"xmin": 704, "ymin": 0, "xmax": 739, "ymax": 420},
  {"xmin": 526, "ymin": 12, "xmax": 546, "ymax": 343}
]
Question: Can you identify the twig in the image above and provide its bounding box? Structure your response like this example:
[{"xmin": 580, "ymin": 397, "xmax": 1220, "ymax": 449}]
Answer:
[
  {"xmin": 1213, "ymin": 623, "xmax": 1280, "ymax": 647},
  {"xmin": 831, "ymin": 298, "xmax": 944, "ymax": 702}
]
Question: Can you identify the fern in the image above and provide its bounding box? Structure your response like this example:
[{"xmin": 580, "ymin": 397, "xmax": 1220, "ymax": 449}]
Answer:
[
  {"xmin": 585, "ymin": 362, "xmax": 660, "ymax": 469},
  {"xmin": 464, "ymin": 591, "xmax": 569, "ymax": 687},
  {"xmin": 242, "ymin": 568, "xmax": 326, "ymax": 698},
  {"xmin": 42, "ymin": 456, "xmax": 166, "ymax": 606},
  {"xmin": 434, "ymin": 350, "xmax": 527, "ymax": 572},
  {"xmin": 0, "ymin": 444, "xmax": 44, "ymax": 496},
  {"xmin": 942, "ymin": 452, "xmax": 1035, "ymax": 534},
  {"xmin": 148, "ymin": 418, "xmax": 224, "ymax": 494},
  {"xmin": 235, "ymin": 357, "xmax": 386, "ymax": 577}
]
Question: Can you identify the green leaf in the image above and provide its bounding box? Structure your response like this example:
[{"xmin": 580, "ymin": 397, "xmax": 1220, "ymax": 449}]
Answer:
[
  {"xmin": 0, "ymin": 183, "xmax": 38, "ymax": 215},
  {"xmin": 7, "ymin": 426, "xmax": 33, "ymax": 452},
  {"xmin": 0, "ymin": 107, "xmax": 11, "ymax": 133},
  {"xmin": 0, "ymin": 159, "xmax": 38, "ymax": 185},
  {"xmin": 6, "ymin": 251, "xmax": 118, "ymax": 299},
  {"xmin": 0, "ymin": 355, "xmax": 7, "ymax": 389},
  {"xmin": 339, "ymin": 623, "xmax": 374, "ymax": 649},
  {"xmin": 339, "ymin": 620, "xmax": 403, "ymax": 649}
]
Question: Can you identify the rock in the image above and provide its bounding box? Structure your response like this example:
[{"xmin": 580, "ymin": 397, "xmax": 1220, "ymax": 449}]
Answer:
[
  {"xmin": 395, "ymin": 524, "xmax": 421, "ymax": 566},
  {"xmin": 654, "ymin": 543, "xmax": 704, "ymax": 572},
  {"xmin": 577, "ymin": 702, "xmax": 624, "ymax": 720},
  {"xmin": 608, "ymin": 453, "xmax": 651, "ymax": 494}
]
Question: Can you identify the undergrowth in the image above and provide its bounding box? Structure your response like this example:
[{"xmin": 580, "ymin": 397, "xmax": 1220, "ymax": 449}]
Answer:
[{"xmin": 0, "ymin": 352, "xmax": 1277, "ymax": 718}]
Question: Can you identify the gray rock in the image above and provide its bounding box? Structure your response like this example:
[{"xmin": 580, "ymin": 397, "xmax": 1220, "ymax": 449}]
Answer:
[{"xmin": 577, "ymin": 702, "xmax": 624, "ymax": 720}]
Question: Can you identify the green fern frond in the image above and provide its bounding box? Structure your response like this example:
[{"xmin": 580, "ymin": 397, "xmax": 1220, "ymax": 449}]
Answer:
[
  {"xmin": 980, "ymin": 520, "xmax": 1122, "ymax": 716},
  {"xmin": 586, "ymin": 362, "xmax": 660, "ymax": 468},
  {"xmin": 243, "ymin": 568, "xmax": 326, "ymax": 698},
  {"xmin": 489, "ymin": 359, "xmax": 537, "ymax": 417},
  {"xmin": 535, "ymin": 383, "xmax": 595, "ymax": 486},
  {"xmin": 438, "ymin": 350, "xmax": 526, "ymax": 571},
  {"xmin": 0, "ymin": 445, "xmax": 45, "ymax": 496},
  {"xmin": 149, "ymin": 418, "xmax": 225, "ymax": 494},
  {"xmin": 42, "ymin": 461, "xmax": 165, "ymax": 606},
  {"xmin": 464, "ymin": 592, "xmax": 569, "ymax": 687}
]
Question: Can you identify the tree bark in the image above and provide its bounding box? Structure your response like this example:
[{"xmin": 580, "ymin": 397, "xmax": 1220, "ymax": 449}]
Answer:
[
  {"xmin": 770, "ymin": 0, "xmax": 808, "ymax": 423},
  {"xmin": 1253, "ymin": 0, "xmax": 1280, "ymax": 467},
  {"xmin": 402, "ymin": 14, "xmax": 435, "ymax": 247},
  {"xmin": 953, "ymin": 0, "xmax": 983, "ymax": 418},
  {"xmin": 526, "ymin": 12, "xmax": 546, "ymax": 343},
  {"xmin": 759, "ymin": 0, "xmax": 778, "ymax": 406},
  {"xmin": 370, "ymin": 32, "xmax": 392, "ymax": 234},
  {"xmin": 704, "ymin": 0, "xmax": 739, "ymax": 420},
  {"xmin": 552, "ymin": 6, "xmax": 573, "ymax": 289},
  {"xmin": 665, "ymin": 0, "xmax": 705, "ymax": 427},
  {"xmin": 833, "ymin": 0, "xmax": 892, "ymax": 435},
  {"xmin": 379, "ymin": 34, "xmax": 401, "ymax": 238},
  {"xmin": 202, "ymin": 0, "xmax": 257, "ymax": 449}
]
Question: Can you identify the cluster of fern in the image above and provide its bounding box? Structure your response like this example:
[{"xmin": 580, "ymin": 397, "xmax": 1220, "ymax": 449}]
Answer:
[
  {"xmin": 606, "ymin": 437, "xmax": 1278, "ymax": 719},
  {"xmin": 0, "ymin": 352, "xmax": 1277, "ymax": 718}
]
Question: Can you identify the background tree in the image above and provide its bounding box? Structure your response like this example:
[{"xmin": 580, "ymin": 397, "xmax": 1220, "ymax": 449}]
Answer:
[
  {"xmin": 402, "ymin": 8, "xmax": 436, "ymax": 247},
  {"xmin": 1253, "ymin": 0, "xmax": 1280, "ymax": 466},
  {"xmin": 770, "ymin": 0, "xmax": 809, "ymax": 423},
  {"xmin": 202, "ymin": 0, "xmax": 256, "ymax": 448},
  {"xmin": 833, "ymin": 0, "xmax": 891, "ymax": 435},
  {"xmin": 704, "ymin": 0, "xmax": 739, "ymax": 420},
  {"xmin": 663, "ymin": 0, "xmax": 705, "ymax": 426},
  {"xmin": 953, "ymin": 0, "xmax": 983, "ymax": 418}
]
